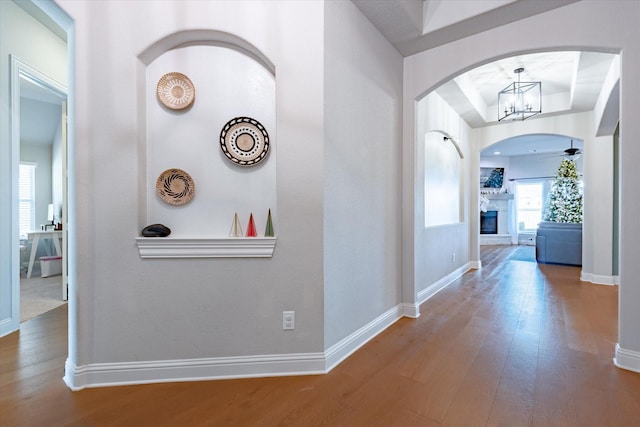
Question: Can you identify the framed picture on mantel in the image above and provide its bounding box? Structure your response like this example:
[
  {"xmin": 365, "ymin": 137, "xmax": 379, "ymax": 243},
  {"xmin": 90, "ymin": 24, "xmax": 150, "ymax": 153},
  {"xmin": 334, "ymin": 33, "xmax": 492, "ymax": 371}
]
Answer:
[{"xmin": 480, "ymin": 167, "xmax": 504, "ymax": 188}]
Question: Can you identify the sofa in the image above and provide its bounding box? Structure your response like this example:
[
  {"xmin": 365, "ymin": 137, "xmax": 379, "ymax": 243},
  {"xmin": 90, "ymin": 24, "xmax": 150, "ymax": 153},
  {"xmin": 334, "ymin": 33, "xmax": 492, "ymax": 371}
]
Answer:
[{"xmin": 535, "ymin": 221, "xmax": 582, "ymax": 266}]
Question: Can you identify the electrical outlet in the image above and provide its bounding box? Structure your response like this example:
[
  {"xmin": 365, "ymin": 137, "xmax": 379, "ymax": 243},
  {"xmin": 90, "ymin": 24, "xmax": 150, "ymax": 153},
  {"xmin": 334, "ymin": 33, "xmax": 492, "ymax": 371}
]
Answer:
[
  {"xmin": 282, "ymin": 311, "xmax": 295, "ymax": 330},
  {"xmin": 452, "ymin": 252, "xmax": 456, "ymax": 262}
]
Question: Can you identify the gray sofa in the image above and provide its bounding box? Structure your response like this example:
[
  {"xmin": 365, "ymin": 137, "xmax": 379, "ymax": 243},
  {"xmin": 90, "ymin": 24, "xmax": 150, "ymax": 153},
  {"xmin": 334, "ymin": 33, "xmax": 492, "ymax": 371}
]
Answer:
[{"xmin": 535, "ymin": 221, "xmax": 582, "ymax": 266}]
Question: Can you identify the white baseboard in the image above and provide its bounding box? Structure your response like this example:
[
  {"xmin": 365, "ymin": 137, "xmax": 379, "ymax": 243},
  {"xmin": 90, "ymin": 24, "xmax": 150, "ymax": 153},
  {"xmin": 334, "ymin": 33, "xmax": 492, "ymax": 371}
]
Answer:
[
  {"xmin": 580, "ymin": 271, "xmax": 616, "ymax": 286},
  {"xmin": 417, "ymin": 262, "xmax": 474, "ymax": 306},
  {"xmin": 480, "ymin": 234, "xmax": 512, "ymax": 245},
  {"xmin": 64, "ymin": 304, "xmax": 405, "ymax": 391},
  {"xmin": 64, "ymin": 351, "xmax": 327, "ymax": 391},
  {"xmin": 0, "ymin": 317, "xmax": 16, "ymax": 338},
  {"xmin": 614, "ymin": 343, "xmax": 640, "ymax": 373},
  {"xmin": 64, "ymin": 263, "xmax": 477, "ymax": 391},
  {"xmin": 324, "ymin": 304, "xmax": 404, "ymax": 372},
  {"xmin": 402, "ymin": 303, "xmax": 420, "ymax": 318}
]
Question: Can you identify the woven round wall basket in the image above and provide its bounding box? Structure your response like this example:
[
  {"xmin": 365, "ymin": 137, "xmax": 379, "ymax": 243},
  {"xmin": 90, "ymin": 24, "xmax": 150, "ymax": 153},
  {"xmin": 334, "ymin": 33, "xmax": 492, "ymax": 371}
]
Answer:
[
  {"xmin": 220, "ymin": 117, "xmax": 270, "ymax": 167},
  {"xmin": 156, "ymin": 168, "xmax": 195, "ymax": 205},
  {"xmin": 156, "ymin": 72, "xmax": 195, "ymax": 110}
]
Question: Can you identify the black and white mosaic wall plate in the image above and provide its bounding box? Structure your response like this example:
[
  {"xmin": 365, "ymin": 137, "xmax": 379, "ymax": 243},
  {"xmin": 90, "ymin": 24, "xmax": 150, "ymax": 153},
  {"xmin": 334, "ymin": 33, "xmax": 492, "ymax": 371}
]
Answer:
[{"xmin": 219, "ymin": 117, "xmax": 270, "ymax": 167}]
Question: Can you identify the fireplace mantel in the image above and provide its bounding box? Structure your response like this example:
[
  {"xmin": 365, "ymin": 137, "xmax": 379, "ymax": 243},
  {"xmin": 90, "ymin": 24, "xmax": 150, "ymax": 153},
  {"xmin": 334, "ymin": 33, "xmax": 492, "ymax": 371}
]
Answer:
[{"xmin": 481, "ymin": 192, "xmax": 514, "ymax": 200}]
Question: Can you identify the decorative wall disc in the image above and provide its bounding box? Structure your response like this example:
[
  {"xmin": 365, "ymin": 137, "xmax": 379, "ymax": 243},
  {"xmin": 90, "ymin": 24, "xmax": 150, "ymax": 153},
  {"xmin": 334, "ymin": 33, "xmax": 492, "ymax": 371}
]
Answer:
[
  {"xmin": 156, "ymin": 168, "xmax": 195, "ymax": 205},
  {"xmin": 156, "ymin": 72, "xmax": 195, "ymax": 110},
  {"xmin": 220, "ymin": 117, "xmax": 270, "ymax": 166}
]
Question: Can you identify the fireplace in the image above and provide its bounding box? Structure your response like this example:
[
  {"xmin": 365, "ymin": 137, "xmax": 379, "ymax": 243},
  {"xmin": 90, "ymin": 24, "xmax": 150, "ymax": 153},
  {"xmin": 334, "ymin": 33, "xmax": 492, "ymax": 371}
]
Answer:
[
  {"xmin": 480, "ymin": 210, "xmax": 498, "ymax": 234},
  {"xmin": 479, "ymin": 193, "xmax": 514, "ymax": 245}
]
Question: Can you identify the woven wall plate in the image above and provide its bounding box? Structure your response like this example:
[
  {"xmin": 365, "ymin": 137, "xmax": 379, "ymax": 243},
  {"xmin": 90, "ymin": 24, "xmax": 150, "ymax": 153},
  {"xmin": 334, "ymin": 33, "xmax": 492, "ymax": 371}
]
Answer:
[
  {"xmin": 156, "ymin": 168, "xmax": 195, "ymax": 205},
  {"xmin": 156, "ymin": 72, "xmax": 195, "ymax": 110},
  {"xmin": 220, "ymin": 117, "xmax": 270, "ymax": 167}
]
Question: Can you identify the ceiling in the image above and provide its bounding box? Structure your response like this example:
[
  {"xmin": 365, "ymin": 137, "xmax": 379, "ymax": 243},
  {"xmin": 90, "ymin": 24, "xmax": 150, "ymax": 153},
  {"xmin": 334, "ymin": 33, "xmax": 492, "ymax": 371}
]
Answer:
[
  {"xmin": 484, "ymin": 133, "xmax": 582, "ymax": 158},
  {"xmin": 20, "ymin": 77, "xmax": 63, "ymax": 147},
  {"xmin": 352, "ymin": 0, "xmax": 580, "ymax": 56},
  {"xmin": 353, "ymin": 0, "xmax": 618, "ymax": 157}
]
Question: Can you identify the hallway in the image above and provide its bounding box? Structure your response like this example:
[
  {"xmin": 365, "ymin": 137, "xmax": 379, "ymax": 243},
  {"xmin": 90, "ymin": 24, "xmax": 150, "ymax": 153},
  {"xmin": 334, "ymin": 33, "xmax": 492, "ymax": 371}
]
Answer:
[{"xmin": 1, "ymin": 245, "xmax": 638, "ymax": 426}]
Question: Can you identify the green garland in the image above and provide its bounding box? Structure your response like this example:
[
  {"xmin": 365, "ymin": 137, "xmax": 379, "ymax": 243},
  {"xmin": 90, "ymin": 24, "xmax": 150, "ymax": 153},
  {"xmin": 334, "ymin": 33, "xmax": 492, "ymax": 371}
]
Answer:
[{"xmin": 542, "ymin": 159, "xmax": 583, "ymax": 223}]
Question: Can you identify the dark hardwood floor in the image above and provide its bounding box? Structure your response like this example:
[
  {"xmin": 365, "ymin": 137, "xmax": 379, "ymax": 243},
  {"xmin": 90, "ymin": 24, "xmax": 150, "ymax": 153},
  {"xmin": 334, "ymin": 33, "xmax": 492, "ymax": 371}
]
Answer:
[{"xmin": 1, "ymin": 245, "xmax": 639, "ymax": 426}]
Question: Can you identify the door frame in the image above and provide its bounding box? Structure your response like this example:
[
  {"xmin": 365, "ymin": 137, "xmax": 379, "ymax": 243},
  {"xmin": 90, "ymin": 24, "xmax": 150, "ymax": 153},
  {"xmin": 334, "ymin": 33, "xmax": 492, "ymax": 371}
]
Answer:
[{"xmin": 7, "ymin": 55, "xmax": 67, "ymax": 334}]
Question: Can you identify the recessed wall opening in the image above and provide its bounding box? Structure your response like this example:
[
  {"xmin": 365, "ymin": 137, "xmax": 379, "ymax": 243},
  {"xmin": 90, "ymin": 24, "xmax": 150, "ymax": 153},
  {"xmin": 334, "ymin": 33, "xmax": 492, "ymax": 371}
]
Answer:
[{"xmin": 424, "ymin": 131, "xmax": 463, "ymax": 227}]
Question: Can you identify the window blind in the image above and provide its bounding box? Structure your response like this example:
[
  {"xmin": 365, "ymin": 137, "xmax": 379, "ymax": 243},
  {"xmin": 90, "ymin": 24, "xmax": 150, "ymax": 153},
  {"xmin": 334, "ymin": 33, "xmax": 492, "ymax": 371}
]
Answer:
[{"xmin": 19, "ymin": 163, "xmax": 36, "ymax": 238}]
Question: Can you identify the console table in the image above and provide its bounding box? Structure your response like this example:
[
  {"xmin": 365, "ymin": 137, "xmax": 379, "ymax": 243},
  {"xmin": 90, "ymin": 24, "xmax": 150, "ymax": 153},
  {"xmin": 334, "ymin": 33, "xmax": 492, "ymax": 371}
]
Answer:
[{"xmin": 26, "ymin": 230, "xmax": 62, "ymax": 278}]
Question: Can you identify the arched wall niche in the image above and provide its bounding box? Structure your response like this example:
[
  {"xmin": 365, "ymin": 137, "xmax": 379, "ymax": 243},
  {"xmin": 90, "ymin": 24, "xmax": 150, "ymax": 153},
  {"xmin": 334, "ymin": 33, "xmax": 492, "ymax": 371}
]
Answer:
[
  {"xmin": 424, "ymin": 130, "xmax": 464, "ymax": 228},
  {"xmin": 135, "ymin": 29, "xmax": 277, "ymax": 258},
  {"xmin": 138, "ymin": 29, "xmax": 275, "ymax": 76},
  {"xmin": 431, "ymin": 129, "xmax": 464, "ymax": 159}
]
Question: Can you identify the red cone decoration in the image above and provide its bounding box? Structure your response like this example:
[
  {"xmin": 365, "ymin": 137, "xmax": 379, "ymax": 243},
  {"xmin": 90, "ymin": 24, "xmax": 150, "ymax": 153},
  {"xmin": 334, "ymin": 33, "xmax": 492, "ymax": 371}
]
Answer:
[{"xmin": 246, "ymin": 213, "xmax": 257, "ymax": 237}]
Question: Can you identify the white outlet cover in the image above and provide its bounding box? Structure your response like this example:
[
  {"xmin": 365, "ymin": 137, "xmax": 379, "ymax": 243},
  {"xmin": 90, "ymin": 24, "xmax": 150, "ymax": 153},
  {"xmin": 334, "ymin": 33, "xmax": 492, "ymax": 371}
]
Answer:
[{"xmin": 282, "ymin": 311, "xmax": 295, "ymax": 330}]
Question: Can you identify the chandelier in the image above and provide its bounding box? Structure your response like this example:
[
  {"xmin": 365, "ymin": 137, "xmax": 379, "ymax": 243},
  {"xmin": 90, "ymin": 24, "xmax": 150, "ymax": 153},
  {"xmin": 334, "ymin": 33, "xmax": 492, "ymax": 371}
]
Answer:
[{"xmin": 498, "ymin": 67, "xmax": 541, "ymax": 121}]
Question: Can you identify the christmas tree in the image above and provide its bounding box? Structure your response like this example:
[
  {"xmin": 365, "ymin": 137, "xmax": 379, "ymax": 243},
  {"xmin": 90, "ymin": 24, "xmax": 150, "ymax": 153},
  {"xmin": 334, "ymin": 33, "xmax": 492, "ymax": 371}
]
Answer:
[{"xmin": 542, "ymin": 159, "xmax": 583, "ymax": 223}]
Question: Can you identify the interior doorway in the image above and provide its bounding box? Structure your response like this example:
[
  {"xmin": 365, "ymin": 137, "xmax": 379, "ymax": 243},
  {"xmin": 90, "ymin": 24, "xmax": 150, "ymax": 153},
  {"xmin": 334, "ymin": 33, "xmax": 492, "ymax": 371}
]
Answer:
[
  {"xmin": 0, "ymin": 0, "xmax": 71, "ymax": 340},
  {"xmin": 13, "ymin": 57, "xmax": 68, "ymax": 324}
]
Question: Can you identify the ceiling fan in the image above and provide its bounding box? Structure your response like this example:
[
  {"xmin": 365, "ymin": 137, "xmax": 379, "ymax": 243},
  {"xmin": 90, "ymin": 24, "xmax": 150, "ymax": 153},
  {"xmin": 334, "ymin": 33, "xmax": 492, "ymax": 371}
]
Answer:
[
  {"xmin": 542, "ymin": 139, "xmax": 582, "ymax": 160},
  {"xmin": 563, "ymin": 139, "xmax": 582, "ymax": 158}
]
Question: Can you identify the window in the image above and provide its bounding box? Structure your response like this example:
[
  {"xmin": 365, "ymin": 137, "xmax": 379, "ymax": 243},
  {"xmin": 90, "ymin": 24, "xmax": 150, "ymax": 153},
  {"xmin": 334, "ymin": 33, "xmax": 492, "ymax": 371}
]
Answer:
[
  {"xmin": 515, "ymin": 182, "xmax": 543, "ymax": 231},
  {"xmin": 19, "ymin": 162, "xmax": 36, "ymax": 238}
]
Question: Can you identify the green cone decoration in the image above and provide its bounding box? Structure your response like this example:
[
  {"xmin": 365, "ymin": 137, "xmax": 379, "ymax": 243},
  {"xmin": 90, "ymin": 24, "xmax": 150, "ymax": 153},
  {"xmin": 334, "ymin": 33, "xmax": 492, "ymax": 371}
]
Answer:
[
  {"xmin": 264, "ymin": 209, "xmax": 275, "ymax": 237},
  {"xmin": 542, "ymin": 159, "xmax": 583, "ymax": 223}
]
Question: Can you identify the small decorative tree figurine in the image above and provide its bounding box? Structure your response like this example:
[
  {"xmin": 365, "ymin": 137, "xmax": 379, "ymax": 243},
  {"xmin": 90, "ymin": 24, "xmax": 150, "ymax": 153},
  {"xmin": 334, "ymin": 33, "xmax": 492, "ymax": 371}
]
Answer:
[{"xmin": 542, "ymin": 159, "xmax": 583, "ymax": 223}]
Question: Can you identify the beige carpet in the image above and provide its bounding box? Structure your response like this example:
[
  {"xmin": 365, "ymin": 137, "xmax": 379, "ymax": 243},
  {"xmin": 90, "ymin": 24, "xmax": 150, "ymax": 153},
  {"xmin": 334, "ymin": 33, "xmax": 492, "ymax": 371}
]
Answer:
[{"xmin": 20, "ymin": 274, "xmax": 67, "ymax": 322}]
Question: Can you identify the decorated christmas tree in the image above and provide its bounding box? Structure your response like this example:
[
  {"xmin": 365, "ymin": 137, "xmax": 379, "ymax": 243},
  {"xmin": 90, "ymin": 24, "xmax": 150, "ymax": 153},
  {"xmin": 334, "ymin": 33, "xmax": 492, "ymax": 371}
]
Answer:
[{"xmin": 542, "ymin": 159, "xmax": 583, "ymax": 223}]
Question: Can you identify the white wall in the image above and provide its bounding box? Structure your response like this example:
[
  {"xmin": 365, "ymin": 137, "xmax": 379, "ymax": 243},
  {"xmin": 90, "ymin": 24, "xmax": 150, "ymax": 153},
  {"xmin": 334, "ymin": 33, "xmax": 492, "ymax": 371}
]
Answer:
[
  {"xmin": 414, "ymin": 92, "xmax": 471, "ymax": 301},
  {"xmin": 507, "ymin": 153, "xmax": 583, "ymax": 182},
  {"xmin": 404, "ymin": 0, "xmax": 640, "ymax": 371},
  {"xmin": 52, "ymin": 0, "xmax": 407, "ymax": 387},
  {"xmin": 323, "ymin": 1, "xmax": 403, "ymax": 349},
  {"xmin": 481, "ymin": 152, "xmax": 584, "ymax": 184},
  {"xmin": 56, "ymin": 0, "xmax": 326, "ymax": 387},
  {"xmin": 0, "ymin": 0, "xmax": 67, "ymax": 336},
  {"xmin": 583, "ymin": 134, "xmax": 614, "ymax": 284}
]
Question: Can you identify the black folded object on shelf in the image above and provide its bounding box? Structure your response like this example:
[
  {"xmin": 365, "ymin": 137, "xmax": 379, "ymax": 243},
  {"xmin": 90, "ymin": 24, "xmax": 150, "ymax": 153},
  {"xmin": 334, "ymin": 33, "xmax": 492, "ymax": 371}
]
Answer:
[{"xmin": 141, "ymin": 224, "xmax": 171, "ymax": 237}]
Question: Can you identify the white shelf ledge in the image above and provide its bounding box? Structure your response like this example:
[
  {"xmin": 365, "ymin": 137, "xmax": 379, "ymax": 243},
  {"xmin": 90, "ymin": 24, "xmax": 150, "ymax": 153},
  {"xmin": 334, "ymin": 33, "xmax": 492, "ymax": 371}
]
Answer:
[{"xmin": 135, "ymin": 236, "xmax": 277, "ymax": 258}]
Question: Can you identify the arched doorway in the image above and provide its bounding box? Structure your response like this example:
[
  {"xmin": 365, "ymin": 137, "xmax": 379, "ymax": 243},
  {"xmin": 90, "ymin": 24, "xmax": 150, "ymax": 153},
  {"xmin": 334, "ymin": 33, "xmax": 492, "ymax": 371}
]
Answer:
[{"xmin": 407, "ymin": 49, "xmax": 619, "ymax": 323}]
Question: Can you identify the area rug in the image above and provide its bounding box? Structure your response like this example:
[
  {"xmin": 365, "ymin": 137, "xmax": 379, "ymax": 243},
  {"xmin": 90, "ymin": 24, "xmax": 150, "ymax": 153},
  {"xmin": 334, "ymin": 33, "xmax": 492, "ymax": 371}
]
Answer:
[
  {"xmin": 21, "ymin": 275, "xmax": 67, "ymax": 322},
  {"xmin": 507, "ymin": 245, "xmax": 537, "ymax": 262}
]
